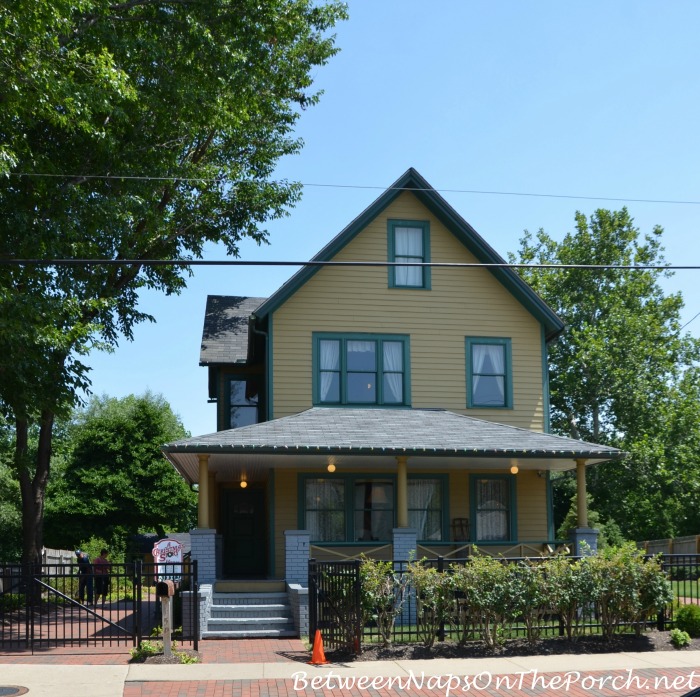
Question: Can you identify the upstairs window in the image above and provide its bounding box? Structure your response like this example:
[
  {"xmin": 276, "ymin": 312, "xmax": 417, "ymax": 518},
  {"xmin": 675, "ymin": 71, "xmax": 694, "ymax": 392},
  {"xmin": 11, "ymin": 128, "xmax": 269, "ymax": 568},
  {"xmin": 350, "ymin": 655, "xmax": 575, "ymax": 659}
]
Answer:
[
  {"xmin": 388, "ymin": 220, "xmax": 431, "ymax": 289},
  {"xmin": 466, "ymin": 338, "xmax": 512, "ymax": 408},
  {"xmin": 314, "ymin": 333, "xmax": 410, "ymax": 406},
  {"xmin": 228, "ymin": 377, "xmax": 259, "ymax": 428}
]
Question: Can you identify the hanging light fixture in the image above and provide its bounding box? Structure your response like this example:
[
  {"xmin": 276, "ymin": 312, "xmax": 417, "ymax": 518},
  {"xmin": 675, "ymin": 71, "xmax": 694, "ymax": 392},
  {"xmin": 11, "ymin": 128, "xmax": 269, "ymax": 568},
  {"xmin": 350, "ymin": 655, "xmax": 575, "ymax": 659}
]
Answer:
[
  {"xmin": 327, "ymin": 457, "xmax": 336, "ymax": 473},
  {"xmin": 240, "ymin": 479, "xmax": 248, "ymax": 488},
  {"xmin": 510, "ymin": 465, "xmax": 519, "ymax": 475}
]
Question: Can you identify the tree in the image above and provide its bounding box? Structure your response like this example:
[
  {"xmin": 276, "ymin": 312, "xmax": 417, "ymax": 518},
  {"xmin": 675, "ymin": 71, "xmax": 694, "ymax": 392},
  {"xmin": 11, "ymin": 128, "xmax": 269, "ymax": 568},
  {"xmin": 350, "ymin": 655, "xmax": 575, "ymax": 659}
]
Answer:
[
  {"xmin": 0, "ymin": 0, "xmax": 347, "ymax": 562},
  {"xmin": 512, "ymin": 209, "xmax": 700, "ymax": 540},
  {"xmin": 45, "ymin": 393, "xmax": 196, "ymax": 549}
]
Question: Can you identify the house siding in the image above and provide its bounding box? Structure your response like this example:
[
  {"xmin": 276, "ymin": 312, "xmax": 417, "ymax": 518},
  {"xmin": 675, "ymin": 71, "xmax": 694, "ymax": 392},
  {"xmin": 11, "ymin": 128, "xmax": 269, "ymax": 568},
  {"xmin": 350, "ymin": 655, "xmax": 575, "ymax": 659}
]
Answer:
[{"xmin": 270, "ymin": 192, "xmax": 546, "ymax": 431}]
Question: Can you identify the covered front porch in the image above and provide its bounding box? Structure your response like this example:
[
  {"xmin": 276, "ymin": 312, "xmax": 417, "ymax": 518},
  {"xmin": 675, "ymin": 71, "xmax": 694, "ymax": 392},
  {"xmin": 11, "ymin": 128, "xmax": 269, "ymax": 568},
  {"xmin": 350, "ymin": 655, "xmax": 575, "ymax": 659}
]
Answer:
[{"xmin": 163, "ymin": 407, "xmax": 626, "ymax": 588}]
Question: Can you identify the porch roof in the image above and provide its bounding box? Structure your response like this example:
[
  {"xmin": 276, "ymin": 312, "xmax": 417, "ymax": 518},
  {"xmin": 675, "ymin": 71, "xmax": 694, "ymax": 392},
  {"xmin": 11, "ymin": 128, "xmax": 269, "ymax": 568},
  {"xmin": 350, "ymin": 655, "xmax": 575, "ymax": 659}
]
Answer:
[{"xmin": 162, "ymin": 408, "xmax": 626, "ymax": 484}]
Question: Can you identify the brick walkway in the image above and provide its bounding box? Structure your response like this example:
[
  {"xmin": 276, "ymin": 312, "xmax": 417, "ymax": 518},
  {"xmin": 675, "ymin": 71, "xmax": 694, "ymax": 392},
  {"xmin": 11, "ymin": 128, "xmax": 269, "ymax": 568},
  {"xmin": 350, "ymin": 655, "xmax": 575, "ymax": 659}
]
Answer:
[{"xmin": 3, "ymin": 639, "xmax": 700, "ymax": 697}]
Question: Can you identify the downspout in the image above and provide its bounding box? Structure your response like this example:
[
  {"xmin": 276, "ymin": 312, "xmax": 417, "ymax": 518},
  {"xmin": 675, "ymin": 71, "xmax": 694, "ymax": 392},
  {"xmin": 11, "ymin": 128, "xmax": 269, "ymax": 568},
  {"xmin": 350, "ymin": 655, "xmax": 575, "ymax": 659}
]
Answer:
[{"xmin": 249, "ymin": 314, "xmax": 270, "ymax": 421}]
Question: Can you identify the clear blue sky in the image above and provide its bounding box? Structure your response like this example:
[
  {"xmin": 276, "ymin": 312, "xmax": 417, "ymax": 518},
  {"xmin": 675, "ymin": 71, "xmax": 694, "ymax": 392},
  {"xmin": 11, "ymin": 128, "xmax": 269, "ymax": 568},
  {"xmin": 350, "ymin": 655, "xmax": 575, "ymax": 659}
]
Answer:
[{"xmin": 86, "ymin": 1, "xmax": 700, "ymax": 437}]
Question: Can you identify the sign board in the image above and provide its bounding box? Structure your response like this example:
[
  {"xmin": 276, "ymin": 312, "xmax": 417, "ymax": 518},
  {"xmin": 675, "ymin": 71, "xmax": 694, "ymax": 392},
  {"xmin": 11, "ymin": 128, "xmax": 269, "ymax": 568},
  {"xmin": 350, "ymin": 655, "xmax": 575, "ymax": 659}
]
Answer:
[{"xmin": 152, "ymin": 538, "xmax": 184, "ymax": 582}]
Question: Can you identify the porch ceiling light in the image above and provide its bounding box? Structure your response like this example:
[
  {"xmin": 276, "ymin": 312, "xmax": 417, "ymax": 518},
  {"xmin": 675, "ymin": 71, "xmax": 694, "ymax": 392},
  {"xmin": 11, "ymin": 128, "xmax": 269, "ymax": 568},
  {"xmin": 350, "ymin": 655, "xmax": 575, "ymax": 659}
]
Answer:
[
  {"xmin": 240, "ymin": 480, "xmax": 248, "ymax": 488},
  {"xmin": 327, "ymin": 456, "xmax": 336, "ymax": 473},
  {"xmin": 510, "ymin": 465, "xmax": 519, "ymax": 475}
]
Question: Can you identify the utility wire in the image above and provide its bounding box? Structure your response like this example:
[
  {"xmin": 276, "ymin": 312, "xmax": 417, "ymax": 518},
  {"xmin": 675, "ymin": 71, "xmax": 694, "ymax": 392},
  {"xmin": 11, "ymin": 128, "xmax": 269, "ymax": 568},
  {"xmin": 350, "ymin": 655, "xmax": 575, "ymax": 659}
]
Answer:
[
  {"xmin": 6, "ymin": 172, "xmax": 700, "ymax": 206},
  {"xmin": 0, "ymin": 259, "xmax": 698, "ymax": 270}
]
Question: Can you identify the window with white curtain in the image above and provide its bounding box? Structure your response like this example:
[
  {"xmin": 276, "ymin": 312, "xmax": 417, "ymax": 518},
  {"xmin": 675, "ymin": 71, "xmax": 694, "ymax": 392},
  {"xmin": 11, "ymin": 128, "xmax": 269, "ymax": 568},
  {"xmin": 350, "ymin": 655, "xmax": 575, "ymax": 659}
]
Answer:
[
  {"xmin": 389, "ymin": 220, "xmax": 430, "ymax": 289},
  {"xmin": 466, "ymin": 338, "xmax": 512, "ymax": 408},
  {"xmin": 473, "ymin": 477, "xmax": 512, "ymax": 542},
  {"xmin": 304, "ymin": 479, "xmax": 345, "ymax": 542},
  {"xmin": 314, "ymin": 334, "xmax": 409, "ymax": 406},
  {"xmin": 408, "ymin": 478, "xmax": 443, "ymax": 540}
]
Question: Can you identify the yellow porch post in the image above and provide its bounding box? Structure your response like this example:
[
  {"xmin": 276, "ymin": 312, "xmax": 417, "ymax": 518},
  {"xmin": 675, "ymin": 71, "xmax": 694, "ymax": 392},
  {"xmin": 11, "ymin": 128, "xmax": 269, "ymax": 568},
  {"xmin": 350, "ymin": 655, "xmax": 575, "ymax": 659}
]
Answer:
[
  {"xmin": 576, "ymin": 458, "xmax": 588, "ymax": 528},
  {"xmin": 198, "ymin": 454, "xmax": 210, "ymax": 528},
  {"xmin": 208, "ymin": 471, "xmax": 217, "ymax": 530},
  {"xmin": 396, "ymin": 455, "xmax": 408, "ymax": 528}
]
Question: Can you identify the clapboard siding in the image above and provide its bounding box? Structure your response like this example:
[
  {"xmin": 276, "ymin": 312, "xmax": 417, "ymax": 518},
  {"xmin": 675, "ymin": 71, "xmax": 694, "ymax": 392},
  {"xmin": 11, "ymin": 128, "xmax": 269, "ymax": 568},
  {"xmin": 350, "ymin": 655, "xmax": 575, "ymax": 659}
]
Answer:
[{"xmin": 271, "ymin": 191, "xmax": 546, "ymax": 430}]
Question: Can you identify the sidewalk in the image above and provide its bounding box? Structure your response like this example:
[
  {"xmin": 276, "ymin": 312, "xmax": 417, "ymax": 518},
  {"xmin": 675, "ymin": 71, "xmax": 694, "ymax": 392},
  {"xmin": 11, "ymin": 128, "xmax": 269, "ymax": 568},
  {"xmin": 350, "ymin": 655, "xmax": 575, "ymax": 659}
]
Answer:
[{"xmin": 1, "ymin": 640, "xmax": 700, "ymax": 697}]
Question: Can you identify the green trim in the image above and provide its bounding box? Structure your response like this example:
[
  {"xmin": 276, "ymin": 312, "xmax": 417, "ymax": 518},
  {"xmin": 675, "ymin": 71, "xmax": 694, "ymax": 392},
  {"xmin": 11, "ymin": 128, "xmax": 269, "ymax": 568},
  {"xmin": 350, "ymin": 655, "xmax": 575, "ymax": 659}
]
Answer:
[
  {"xmin": 252, "ymin": 168, "xmax": 565, "ymax": 341},
  {"xmin": 387, "ymin": 219, "xmax": 431, "ymax": 290},
  {"xmin": 541, "ymin": 326, "xmax": 551, "ymax": 433},
  {"xmin": 469, "ymin": 473, "xmax": 517, "ymax": 544},
  {"xmin": 545, "ymin": 470, "xmax": 554, "ymax": 540},
  {"xmin": 221, "ymin": 374, "xmax": 261, "ymax": 430},
  {"xmin": 298, "ymin": 472, "xmax": 449, "ymax": 543},
  {"xmin": 267, "ymin": 315, "xmax": 274, "ymax": 420},
  {"xmin": 465, "ymin": 337, "xmax": 513, "ymax": 409},
  {"xmin": 312, "ymin": 332, "xmax": 411, "ymax": 406},
  {"xmin": 268, "ymin": 469, "xmax": 275, "ymax": 577}
]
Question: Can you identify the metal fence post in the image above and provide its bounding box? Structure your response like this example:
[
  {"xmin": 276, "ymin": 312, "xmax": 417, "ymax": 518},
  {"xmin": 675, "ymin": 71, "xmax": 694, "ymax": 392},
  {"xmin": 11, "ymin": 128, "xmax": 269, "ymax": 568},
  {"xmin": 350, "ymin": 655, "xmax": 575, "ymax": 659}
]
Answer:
[{"xmin": 437, "ymin": 556, "xmax": 445, "ymax": 643}]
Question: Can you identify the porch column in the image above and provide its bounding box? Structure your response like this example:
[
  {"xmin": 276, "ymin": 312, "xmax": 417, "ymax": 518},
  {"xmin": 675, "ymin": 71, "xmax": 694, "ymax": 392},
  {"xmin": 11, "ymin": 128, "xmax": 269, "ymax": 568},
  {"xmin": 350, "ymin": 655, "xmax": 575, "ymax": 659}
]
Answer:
[
  {"xmin": 576, "ymin": 458, "xmax": 588, "ymax": 527},
  {"xmin": 570, "ymin": 457, "xmax": 599, "ymax": 555},
  {"xmin": 198, "ymin": 454, "xmax": 210, "ymax": 528},
  {"xmin": 208, "ymin": 471, "xmax": 217, "ymax": 530},
  {"xmin": 396, "ymin": 455, "xmax": 408, "ymax": 528}
]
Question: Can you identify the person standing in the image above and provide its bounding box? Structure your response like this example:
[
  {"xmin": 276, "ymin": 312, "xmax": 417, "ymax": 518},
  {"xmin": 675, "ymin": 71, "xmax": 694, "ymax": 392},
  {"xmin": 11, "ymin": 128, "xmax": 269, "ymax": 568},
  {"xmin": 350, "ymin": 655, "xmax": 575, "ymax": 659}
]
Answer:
[
  {"xmin": 93, "ymin": 548, "xmax": 112, "ymax": 606},
  {"xmin": 75, "ymin": 550, "xmax": 93, "ymax": 605}
]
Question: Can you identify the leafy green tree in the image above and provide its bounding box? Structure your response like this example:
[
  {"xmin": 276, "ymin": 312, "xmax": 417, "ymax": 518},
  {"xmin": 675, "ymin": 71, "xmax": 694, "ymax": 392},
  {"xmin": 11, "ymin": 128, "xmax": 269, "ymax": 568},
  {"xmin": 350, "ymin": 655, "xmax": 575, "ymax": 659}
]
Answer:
[
  {"xmin": 512, "ymin": 209, "xmax": 700, "ymax": 540},
  {"xmin": 45, "ymin": 393, "xmax": 195, "ymax": 549},
  {"xmin": 0, "ymin": 0, "xmax": 347, "ymax": 562}
]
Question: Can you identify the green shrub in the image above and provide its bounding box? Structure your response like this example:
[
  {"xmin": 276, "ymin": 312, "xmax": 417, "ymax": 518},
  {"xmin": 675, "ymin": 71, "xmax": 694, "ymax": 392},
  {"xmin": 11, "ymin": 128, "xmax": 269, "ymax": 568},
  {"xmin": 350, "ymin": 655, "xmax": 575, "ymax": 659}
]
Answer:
[
  {"xmin": 0, "ymin": 593, "xmax": 24, "ymax": 612},
  {"xmin": 547, "ymin": 554, "xmax": 595, "ymax": 641},
  {"xmin": 508, "ymin": 561, "xmax": 551, "ymax": 644},
  {"xmin": 359, "ymin": 556, "xmax": 410, "ymax": 647},
  {"xmin": 670, "ymin": 628, "xmax": 691, "ymax": 648},
  {"xmin": 407, "ymin": 559, "xmax": 451, "ymax": 648},
  {"xmin": 675, "ymin": 604, "xmax": 700, "ymax": 637}
]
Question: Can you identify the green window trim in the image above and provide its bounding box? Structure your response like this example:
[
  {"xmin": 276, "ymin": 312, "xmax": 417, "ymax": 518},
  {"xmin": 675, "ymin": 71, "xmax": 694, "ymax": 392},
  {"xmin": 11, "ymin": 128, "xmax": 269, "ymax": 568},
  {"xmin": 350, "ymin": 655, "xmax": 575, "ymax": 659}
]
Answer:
[
  {"xmin": 465, "ymin": 337, "xmax": 513, "ymax": 409},
  {"xmin": 312, "ymin": 332, "xmax": 411, "ymax": 407},
  {"xmin": 387, "ymin": 219, "xmax": 431, "ymax": 290},
  {"xmin": 469, "ymin": 473, "xmax": 517, "ymax": 544},
  {"xmin": 222, "ymin": 373, "xmax": 261, "ymax": 429},
  {"xmin": 298, "ymin": 473, "xmax": 449, "ymax": 543}
]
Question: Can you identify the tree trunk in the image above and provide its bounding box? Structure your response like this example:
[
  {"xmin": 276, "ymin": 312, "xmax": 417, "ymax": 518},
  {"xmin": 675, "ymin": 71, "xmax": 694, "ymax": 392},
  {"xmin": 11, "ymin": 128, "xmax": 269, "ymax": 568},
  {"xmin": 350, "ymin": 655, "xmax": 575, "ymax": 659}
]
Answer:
[{"xmin": 17, "ymin": 411, "xmax": 54, "ymax": 564}]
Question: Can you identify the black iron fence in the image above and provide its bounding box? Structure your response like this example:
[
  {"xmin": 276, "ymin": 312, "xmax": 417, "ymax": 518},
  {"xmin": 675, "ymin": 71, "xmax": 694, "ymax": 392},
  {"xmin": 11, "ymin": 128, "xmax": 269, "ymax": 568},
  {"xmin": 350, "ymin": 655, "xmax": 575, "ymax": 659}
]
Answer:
[
  {"xmin": 309, "ymin": 553, "xmax": 700, "ymax": 648},
  {"xmin": 0, "ymin": 560, "xmax": 198, "ymax": 652},
  {"xmin": 309, "ymin": 558, "xmax": 362, "ymax": 654}
]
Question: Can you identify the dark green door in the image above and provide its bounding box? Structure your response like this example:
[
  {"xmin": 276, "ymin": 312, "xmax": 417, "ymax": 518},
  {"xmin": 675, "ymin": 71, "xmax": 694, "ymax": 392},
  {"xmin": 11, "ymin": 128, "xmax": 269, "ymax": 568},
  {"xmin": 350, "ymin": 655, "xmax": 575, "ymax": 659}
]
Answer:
[{"xmin": 220, "ymin": 487, "xmax": 267, "ymax": 577}]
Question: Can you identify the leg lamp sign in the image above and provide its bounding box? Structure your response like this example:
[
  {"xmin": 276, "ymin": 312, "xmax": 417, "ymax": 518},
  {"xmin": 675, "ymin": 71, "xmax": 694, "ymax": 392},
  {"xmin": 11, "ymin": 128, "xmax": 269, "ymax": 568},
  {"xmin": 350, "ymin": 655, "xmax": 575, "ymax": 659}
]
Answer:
[{"xmin": 152, "ymin": 538, "xmax": 184, "ymax": 582}]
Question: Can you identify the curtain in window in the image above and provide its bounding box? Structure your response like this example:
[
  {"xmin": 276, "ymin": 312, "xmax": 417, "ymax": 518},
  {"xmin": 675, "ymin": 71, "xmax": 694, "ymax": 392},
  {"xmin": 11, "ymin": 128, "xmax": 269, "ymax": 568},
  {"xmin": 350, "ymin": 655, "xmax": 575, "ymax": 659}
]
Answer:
[
  {"xmin": 476, "ymin": 479, "xmax": 509, "ymax": 541},
  {"xmin": 353, "ymin": 481, "xmax": 393, "ymax": 541},
  {"xmin": 472, "ymin": 344, "xmax": 505, "ymax": 406},
  {"xmin": 382, "ymin": 341, "xmax": 403, "ymax": 403},
  {"xmin": 305, "ymin": 479, "xmax": 344, "ymax": 541},
  {"xmin": 319, "ymin": 339, "xmax": 340, "ymax": 402},
  {"xmin": 395, "ymin": 227, "xmax": 423, "ymax": 286},
  {"xmin": 408, "ymin": 479, "xmax": 442, "ymax": 540}
]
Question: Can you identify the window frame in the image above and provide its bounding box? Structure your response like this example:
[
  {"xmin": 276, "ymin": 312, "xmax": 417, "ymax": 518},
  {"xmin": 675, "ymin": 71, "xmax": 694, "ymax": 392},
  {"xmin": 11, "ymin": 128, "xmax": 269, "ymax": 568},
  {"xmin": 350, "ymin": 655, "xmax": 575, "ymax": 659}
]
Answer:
[
  {"xmin": 224, "ymin": 374, "xmax": 261, "ymax": 429},
  {"xmin": 387, "ymin": 219, "xmax": 431, "ymax": 290},
  {"xmin": 469, "ymin": 474, "xmax": 517, "ymax": 544},
  {"xmin": 465, "ymin": 337, "xmax": 513, "ymax": 409},
  {"xmin": 299, "ymin": 473, "xmax": 449, "ymax": 544},
  {"xmin": 312, "ymin": 333, "xmax": 411, "ymax": 407},
  {"xmin": 407, "ymin": 474, "xmax": 449, "ymax": 542}
]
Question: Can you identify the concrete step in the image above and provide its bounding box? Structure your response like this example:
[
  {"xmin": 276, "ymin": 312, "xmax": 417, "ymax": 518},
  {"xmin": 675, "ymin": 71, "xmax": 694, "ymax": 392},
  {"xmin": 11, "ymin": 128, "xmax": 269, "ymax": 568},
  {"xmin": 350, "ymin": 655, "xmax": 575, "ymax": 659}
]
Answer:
[
  {"xmin": 212, "ymin": 592, "xmax": 288, "ymax": 605},
  {"xmin": 202, "ymin": 628, "xmax": 298, "ymax": 639},
  {"xmin": 214, "ymin": 579, "xmax": 285, "ymax": 593},
  {"xmin": 206, "ymin": 617, "xmax": 295, "ymax": 633},
  {"xmin": 211, "ymin": 603, "xmax": 290, "ymax": 619}
]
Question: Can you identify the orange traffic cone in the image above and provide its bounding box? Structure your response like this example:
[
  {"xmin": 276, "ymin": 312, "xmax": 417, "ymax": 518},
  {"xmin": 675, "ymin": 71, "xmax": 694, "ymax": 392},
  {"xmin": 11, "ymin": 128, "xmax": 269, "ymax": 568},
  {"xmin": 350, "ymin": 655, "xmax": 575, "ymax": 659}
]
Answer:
[{"xmin": 308, "ymin": 629, "xmax": 330, "ymax": 665}]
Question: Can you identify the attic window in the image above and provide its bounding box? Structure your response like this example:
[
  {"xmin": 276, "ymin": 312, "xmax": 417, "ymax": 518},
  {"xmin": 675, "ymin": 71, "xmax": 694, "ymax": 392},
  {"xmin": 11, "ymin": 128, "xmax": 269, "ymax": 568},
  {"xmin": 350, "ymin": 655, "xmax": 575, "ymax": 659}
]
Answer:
[{"xmin": 388, "ymin": 220, "xmax": 431, "ymax": 289}]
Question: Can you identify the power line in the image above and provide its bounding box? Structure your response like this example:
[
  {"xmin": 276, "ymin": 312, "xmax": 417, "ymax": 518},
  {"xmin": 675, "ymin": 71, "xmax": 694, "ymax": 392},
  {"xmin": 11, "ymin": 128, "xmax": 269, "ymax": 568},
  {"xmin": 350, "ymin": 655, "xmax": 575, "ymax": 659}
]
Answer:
[
  {"xmin": 6, "ymin": 172, "xmax": 700, "ymax": 206},
  {"xmin": 680, "ymin": 311, "xmax": 700, "ymax": 331},
  {"xmin": 0, "ymin": 259, "xmax": 698, "ymax": 270}
]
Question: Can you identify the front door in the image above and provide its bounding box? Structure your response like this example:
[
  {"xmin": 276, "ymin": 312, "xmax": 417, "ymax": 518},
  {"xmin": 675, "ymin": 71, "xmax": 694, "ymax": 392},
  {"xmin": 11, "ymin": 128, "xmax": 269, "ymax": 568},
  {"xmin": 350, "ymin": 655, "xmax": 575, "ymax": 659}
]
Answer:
[{"xmin": 220, "ymin": 487, "xmax": 267, "ymax": 577}]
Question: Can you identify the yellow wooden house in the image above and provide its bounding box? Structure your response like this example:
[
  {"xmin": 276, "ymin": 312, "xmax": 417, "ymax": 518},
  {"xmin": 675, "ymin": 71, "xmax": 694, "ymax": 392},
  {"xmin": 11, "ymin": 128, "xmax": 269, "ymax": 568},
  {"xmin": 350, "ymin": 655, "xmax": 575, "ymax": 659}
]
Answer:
[{"xmin": 163, "ymin": 169, "xmax": 624, "ymax": 637}]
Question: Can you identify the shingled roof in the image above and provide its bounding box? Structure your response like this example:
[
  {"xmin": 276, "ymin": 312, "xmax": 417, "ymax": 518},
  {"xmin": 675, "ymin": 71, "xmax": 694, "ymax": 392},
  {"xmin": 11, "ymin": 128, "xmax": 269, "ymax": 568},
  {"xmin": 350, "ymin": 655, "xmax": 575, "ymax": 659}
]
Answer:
[
  {"xmin": 163, "ymin": 408, "xmax": 626, "ymax": 483},
  {"xmin": 199, "ymin": 295, "xmax": 267, "ymax": 365}
]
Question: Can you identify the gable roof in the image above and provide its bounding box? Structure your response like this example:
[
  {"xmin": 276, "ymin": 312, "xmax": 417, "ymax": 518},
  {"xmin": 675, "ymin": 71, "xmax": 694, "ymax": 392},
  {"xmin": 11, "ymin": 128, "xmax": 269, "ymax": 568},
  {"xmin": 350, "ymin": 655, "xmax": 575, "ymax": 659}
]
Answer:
[
  {"xmin": 252, "ymin": 168, "xmax": 564, "ymax": 341},
  {"xmin": 200, "ymin": 295, "xmax": 267, "ymax": 365}
]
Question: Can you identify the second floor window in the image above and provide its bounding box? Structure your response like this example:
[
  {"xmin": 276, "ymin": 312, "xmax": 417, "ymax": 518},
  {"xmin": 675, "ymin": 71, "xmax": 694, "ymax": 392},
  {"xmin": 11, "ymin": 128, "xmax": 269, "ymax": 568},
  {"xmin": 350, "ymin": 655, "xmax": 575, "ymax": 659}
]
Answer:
[
  {"xmin": 314, "ymin": 333, "xmax": 410, "ymax": 406},
  {"xmin": 228, "ymin": 378, "xmax": 259, "ymax": 428},
  {"xmin": 466, "ymin": 338, "xmax": 512, "ymax": 408}
]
